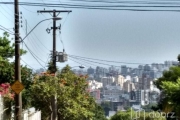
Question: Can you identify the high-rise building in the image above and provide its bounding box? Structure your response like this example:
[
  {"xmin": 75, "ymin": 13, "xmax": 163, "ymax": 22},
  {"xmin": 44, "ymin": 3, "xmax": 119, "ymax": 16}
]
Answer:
[
  {"xmin": 144, "ymin": 64, "xmax": 151, "ymax": 71},
  {"xmin": 121, "ymin": 65, "xmax": 127, "ymax": 76},
  {"xmin": 101, "ymin": 76, "xmax": 115, "ymax": 87},
  {"xmin": 115, "ymin": 75, "xmax": 125, "ymax": 89},
  {"xmin": 123, "ymin": 80, "xmax": 135, "ymax": 92},
  {"xmin": 87, "ymin": 67, "xmax": 95, "ymax": 75}
]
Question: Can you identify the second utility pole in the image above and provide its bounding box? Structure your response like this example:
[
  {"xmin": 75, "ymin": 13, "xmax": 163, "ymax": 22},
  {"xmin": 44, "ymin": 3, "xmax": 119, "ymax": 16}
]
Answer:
[{"xmin": 37, "ymin": 9, "xmax": 72, "ymax": 120}]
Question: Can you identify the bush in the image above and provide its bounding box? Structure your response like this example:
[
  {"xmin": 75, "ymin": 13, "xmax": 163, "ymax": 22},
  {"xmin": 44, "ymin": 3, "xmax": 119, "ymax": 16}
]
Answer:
[{"xmin": 110, "ymin": 109, "xmax": 166, "ymax": 120}]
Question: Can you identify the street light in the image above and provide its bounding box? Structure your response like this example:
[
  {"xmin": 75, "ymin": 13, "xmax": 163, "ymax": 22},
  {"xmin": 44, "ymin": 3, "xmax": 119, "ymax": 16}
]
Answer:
[
  {"xmin": 71, "ymin": 65, "xmax": 85, "ymax": 69},
  {"xmin": 21, "ymin": 17, "xmax": 62, "ymax": 42},
  {"xmin": 70, "ymin": 65, "xmax": 85, "ymax": 75}
]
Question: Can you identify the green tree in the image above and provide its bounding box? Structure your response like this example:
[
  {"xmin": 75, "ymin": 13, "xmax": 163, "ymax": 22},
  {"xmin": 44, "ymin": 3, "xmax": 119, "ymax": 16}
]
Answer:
[
  {"xmin": 153, "ymin": 55, "xmax": 180, "ymax": 119},
  {"xmin": 153, "ymin": 67, "xmax": 180, "ymax": 113},
  {"xmin": 101, "ymin": 101, "xmax": 111, "ymax": 116},
  {"xmin": 0, "ymin": 32, "xmax": 27, "ymax": 84},
  {"xmin": 0, "ymin": 32, "xmax": 33, "ymax": 117},
  {"xmin": 110, "ymin": 109, "xmax": 165, "ymax": 120},
  {"xmin": 30, "ymin": 65, "xmax": 104, "ymax": 120},
  {"xmin": 0, "ymin": 56, "xmax": 14, "ymax": 84},
  {"xmin": 93, "ymin": 104, "xmax": 107, "ymax": 120},
  {"xmin": 154, "ymin": 67, "xmax": 180, "ymax": 90},
  {"xmin": 0, "ymin": 32, "xmax": 15, "ymax": 59},
  {"xmin": 161, "ymin": 78, "xmax": 180, "ymax": 119}
]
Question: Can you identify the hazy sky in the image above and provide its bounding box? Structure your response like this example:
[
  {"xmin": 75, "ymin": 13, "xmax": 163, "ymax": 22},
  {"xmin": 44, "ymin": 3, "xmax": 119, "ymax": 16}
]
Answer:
[{"xmin": 0, "ymin": 0, "xmax": 180, "ymax": 70}]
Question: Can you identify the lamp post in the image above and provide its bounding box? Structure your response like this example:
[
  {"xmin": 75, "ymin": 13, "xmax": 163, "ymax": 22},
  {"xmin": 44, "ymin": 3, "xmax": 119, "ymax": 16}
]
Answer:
[
  {"xmin": 70, "ymin": 66, "xmax": 85, "ymax": 75},
  {"xmin": 21, "ymin": 17, "xmax": 61, "ymax": 42}
]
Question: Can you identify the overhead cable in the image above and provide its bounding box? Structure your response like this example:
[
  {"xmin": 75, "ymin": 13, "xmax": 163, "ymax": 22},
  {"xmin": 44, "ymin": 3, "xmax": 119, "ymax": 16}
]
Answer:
[
  {"xmin": 2, "ymin": 2, "xmax": 180, "ymax": 11},
  {"xmin": 23, "ymin": 41, "xmax": 47, "ymax": 69}
]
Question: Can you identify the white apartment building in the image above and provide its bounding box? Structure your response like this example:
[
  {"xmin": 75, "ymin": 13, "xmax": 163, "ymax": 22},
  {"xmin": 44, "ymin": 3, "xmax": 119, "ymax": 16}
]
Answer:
[
  {"xmin": 102, "ymin": 89, "xmax": 123, "ymax": 102},
  {"xmin": 102, "ymin": 85, "xmax": 123, "ymax": 102},
  {"xmin": 115, "ymin": 75, "xmax": 125, "ymax": 89},
  {"xmin": 132, "ymin": 76, "xmax": 139, "ymax": 83},
  {"xmin": 123, "ymin": 80, "xmax": 135, "ymax": 92},
  {"xmin": 101, "ymin": 76, "xmax": 115, "ymax": 87},
  {"xmin": 88, "ymin": 80, "xmax": 103, "ymax": 90},
  {"xmin": 135, "ymin": 89, "xmax": 160, "ymax": 106}
]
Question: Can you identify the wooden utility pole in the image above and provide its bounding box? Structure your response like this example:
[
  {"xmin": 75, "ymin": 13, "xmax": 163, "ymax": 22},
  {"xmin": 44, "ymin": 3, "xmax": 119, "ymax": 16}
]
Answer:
[
  {"xmin": 37, "ymin": 9, "xmax": 71, "ymax": 120},
  {"xmin": 14, "ymin": 0, "xmax": 22, "ymax": 120}
]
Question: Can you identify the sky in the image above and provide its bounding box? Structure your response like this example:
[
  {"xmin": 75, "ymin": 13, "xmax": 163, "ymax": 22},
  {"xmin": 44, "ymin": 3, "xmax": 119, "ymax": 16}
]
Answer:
[{"xmin": 0, "ymin": 0, "xmax": 180, "ymax": 70}]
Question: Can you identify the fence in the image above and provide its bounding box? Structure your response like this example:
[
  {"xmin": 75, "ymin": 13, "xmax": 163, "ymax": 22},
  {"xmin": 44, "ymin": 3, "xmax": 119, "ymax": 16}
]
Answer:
[
  {"xmin": 23, "ymin": 110, "xmax": 41, "ymax": 120},
  {"xmin": 0, "ymin": 95, "xmax": 41, "ymax": 120},
  {"xmin": 0, "ymin": 95, "xmax": 3, "ymax": 120}
]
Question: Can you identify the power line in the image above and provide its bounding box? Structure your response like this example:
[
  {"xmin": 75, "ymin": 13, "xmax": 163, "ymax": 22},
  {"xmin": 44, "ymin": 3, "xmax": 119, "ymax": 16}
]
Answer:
[
  {"xmin": 0, "ymin": 25, "xmax": 14, "ymax": 34},
  {"xmin": 69, "ymin": 54, "xmax": 178, "ymax": 66},
  {"xmin": 0, "ymin": 8, "xmax": 13, "ymax": 22},
  {"xmin": 68, "ymin": 0, "xmax": 180, "ymax": 5},
  {"xmin": 21, "ymin": 58, "xmax": 36, "ymax": 71},
  {"xmin": 21, "ymin": 27, "xmax": 48, "ymax": 57},
  {"xmin": 58, "ymin": 29, "xmax": 65, "ymax": 50},
  {"xmin": 69, "ymin": 54, "xmax": 149, "ymax": 65},
  {"xmin": 69, "ymin": 57, "xmax": 89, "ymax": 67},
  {"xmin": 23, "ymin": 41, "xmax": 47, "ymax": 69},
  {"xmin": 22, "ymin": 18, "xmax": 50, "ymax": 51},
  {"xmin": 2, "ymin": 2, "xmax": 180, "ymax": 11},
  {"xmin": 21, "ymin": 18, "xmax": 50, "ymax": 53},
  {"xmin": 0, "ymin": 28, "xmax": 14, "ymax": 35},
  {"xmin": 69, "ymin": 56, "xmax": 172, "ymax": 72},
  {"xmin": 13, "ymin": 2, "xmax": 180, "ymax": 8},
  {"xmin": 0, "ymin": 0, "xmax": 13, "ymax": 17},
  {"xmin": 69, "ymin": 56, "xmax": 98, "ymax": 67},
  {"xmin": 69, "ymin": 55, "xmax": 128, "ymax": 67}
]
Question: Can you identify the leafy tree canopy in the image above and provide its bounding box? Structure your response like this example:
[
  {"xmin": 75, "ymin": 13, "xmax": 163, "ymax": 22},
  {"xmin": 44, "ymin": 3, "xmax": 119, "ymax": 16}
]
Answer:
[
  {"xmin": 0, "ymin": 32, "xmax": 34, "ymax": 114},
  {"xmin": 153, "ymin": 54, "xmax": 180, "ymax": 119},
  {"xmin": 30, "ymin": 65, "xmax": 106, "ymax": 120}
]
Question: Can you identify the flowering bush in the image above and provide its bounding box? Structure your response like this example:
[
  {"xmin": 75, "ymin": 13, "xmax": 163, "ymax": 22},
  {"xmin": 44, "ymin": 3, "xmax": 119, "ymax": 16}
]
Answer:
[
  {"xmin": 0, "ymin": 83, "xmax": 14, "ymax": 100},
  {"xmin": 0, "ymin": 83, "xmax": 15, "ymax": 119}
]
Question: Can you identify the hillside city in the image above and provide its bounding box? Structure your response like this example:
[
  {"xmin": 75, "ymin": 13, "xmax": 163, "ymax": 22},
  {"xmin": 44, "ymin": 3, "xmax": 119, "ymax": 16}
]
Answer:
[
  {"xmin": 1, "ymin": 0, "xmax": 180, "ymax": 120},
  {"xmin": 36, "ymin": 60, "xmax": 179, "ymax": 117}
]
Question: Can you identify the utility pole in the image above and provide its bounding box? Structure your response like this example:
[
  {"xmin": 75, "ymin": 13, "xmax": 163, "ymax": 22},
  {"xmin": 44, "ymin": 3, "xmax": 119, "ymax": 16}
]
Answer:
[
  {"xmin": 37, "ymin": 9, "xmax": 71, "ymax": 120},
  {"xmin": 14, "ymin": 0, "xmax": 22, "ymax": 120},
  {"xmin": 53, "ymin": 11, "xmax": 57, "ymax": 73}
]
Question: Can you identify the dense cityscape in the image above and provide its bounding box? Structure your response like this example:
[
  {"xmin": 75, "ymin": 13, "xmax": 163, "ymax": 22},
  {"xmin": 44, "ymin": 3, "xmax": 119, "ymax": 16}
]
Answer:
[
  {"xmin": 1, "ymin": 0, "xmax": 180, "ymax": 120},
  {"xmin": 35, "ymin": 60, "xmax": 179, "ymax": 118}
]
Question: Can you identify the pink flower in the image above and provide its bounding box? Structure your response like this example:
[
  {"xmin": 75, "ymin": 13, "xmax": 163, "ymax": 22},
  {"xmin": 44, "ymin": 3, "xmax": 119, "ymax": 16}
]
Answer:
[{"xmin": 0, "ymin": 83, "xmax": 14, "ymax": 100}]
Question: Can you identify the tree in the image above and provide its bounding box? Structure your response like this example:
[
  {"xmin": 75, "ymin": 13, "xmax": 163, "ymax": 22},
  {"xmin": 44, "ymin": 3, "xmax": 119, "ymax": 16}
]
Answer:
[
  {"xmin": 178, "ymin": 54, "xmax": 180, "ymax": 63},
  {"xmin": 110, "ymin": 109, "xmax": 165, "ymax": 120},
  {"xmin": 160, "ymin": 78, "xmax": 180, "ymax": 119},
  {"xmin": 153, "ymin": 67, "xmax": 180, "ymax": 117},
  {"xmin": 93, "ymin": 104, "xmax": 107, "ymax": 120},
  {"xmin": 30, "ymin": 65, "xmax": 104, "ymax": 120},
  {"xmin": 0, "ymin": 32, "xmax": 27, "ymax": 84},
  {"xmin": 101, "ymin": 101, "xmax": 111, "ymax": 116},
  {"xmin": 153, "ymin": 55, "xmax": 180, "ymax": 119},
  {"xmin": 0, "ymin": 32, "xmax": 15, "ymax": 59},
  {"xmin": 0, "ymin": 56, "xmax": 14, "ymax": 84},
  {"xmin": 0, "ymin": 83, "xmax": 14, "ymax": 119},
  {"xmin": 0, "ymin": 32, "xmax": 33, "ymax": 117},
  {"xmin": 154, "ymin": 67, "xmax": 180, "ymax": 90}
]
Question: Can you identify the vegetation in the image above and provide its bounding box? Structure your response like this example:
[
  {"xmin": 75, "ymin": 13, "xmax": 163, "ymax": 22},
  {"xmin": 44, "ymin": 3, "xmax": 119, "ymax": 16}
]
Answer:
[
  {"xmin": 153, "ymin": 54, "xmax": 180, "ymax": 119},
  {"xmin": 101, "ymin": 101, "xmax": 111, "ymax": 116},
  {"xmin": 30, "ymin": 65, "xmax": 107, "ymax": 120},
  {"xmin": 0, "ymin": 32, "xmax": 107, "ymax": 120},
  {"xmin": 0, "ymin": 32, "xmax": 32, "ymax": 119},
  {"xmin": 110, "ymin": 109, "xmax": 166, "ymax": 120}
]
